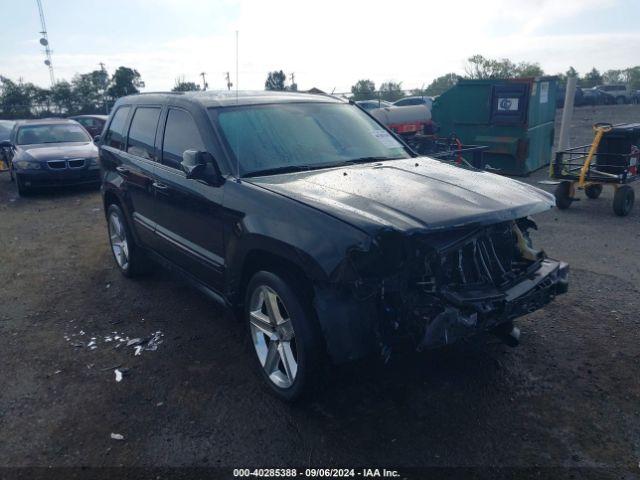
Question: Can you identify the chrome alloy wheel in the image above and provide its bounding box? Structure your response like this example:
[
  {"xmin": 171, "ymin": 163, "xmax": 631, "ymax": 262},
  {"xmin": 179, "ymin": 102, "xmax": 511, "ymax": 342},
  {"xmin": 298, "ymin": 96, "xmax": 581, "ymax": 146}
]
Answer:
[
  {"xmin": 249, "ymin": 285, "xmax": 298, "ymax": 389},
  {"xmin": 108, "ymin": 211, "xmax": 130, "ymax": 271}
]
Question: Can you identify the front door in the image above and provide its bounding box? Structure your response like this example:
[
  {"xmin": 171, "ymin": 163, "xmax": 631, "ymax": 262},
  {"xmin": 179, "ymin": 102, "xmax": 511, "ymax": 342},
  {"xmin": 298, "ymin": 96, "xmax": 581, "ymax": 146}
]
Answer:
[{"xmin": 152, "ymin": 107, "xmax": 225, "ymax": 292}]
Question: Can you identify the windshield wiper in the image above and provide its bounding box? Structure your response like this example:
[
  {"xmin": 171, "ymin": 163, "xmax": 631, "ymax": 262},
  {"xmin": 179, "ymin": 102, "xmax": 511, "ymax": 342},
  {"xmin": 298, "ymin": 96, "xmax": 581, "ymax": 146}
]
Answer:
[
  {"xmin": 243, "ymin": 164, "xmax": 316, "ymax": 177},
  {"xmin": 342, "ymin": 156, "xmax": 405, "ymax": 164}
]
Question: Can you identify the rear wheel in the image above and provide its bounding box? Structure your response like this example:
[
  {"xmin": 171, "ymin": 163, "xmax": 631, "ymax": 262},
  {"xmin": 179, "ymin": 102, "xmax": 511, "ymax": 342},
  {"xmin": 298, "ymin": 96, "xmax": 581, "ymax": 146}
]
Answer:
[
  {"xmin": 585, "ymin": 184, "xmax": 603, "ymax": 199},
  {"xmin": 554, "ymin": 181, "xmax": 573, "ymax": 209},
  {"xmin": 107, "ymin": 204, "xmax": 152, "ymax": 277},
  {"xmin": 613, "ymin": 186, "xmax": 634, "ymax": 217},
  {"xmin": 245, "ymin": 270, "xmax": 322, "ymax": 402}
]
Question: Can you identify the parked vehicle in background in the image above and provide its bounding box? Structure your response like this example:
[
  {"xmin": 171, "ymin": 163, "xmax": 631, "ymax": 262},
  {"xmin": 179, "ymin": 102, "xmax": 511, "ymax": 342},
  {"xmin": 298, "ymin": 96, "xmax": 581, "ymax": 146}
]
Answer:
[
  {"xmin": 555, "ymin": 85, "xmax": 583, "ymax": 108},
  {"xmin": 1, "ymin": 118, "xmax": 100, "ymax": 195},
  {"xmin": 0, "ymin": 120, "xmax": 14, "ymax": 142},
  {"xmin": 581, "ymin": 87, "xmax": 612, "ymax": 106},
  {"xmin": 69, "ymin": 114, "xmax": 108, "ymax": 137},
  {"xmin": 99, "ymin": 90, "xmax": 568, "ymax": 401},
  {"xmin": 0, "ymin": 120, "xmax": 15, "ymax": 176},
  {"xmin": 595, "ymin": 84, "xmax": 633, "ymax": 104},
  {"xmin": 393, "ymin": 96, "xmax": 433, "ymax": 108},
  {"xmin": 355, "ymin": 99, "xmax": 392, "ymax": 111}
]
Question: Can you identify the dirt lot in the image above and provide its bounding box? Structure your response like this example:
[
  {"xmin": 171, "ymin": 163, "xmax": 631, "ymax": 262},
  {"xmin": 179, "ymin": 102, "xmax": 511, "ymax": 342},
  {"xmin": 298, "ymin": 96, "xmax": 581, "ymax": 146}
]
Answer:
[{"xmin": 1, "ymin": 105, "xmax": 639, "ymax": 477}]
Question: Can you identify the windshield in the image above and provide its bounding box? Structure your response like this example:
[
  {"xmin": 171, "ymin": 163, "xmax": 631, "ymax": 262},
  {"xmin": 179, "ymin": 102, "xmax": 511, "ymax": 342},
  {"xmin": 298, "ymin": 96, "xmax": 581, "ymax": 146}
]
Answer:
[
  {"xmin": 212, "ymin": 102, "xmax": 410, "ymax": 176},
  {"xmin": 16, "ymin": 124, "xmax": 91, "ymax": 145}
]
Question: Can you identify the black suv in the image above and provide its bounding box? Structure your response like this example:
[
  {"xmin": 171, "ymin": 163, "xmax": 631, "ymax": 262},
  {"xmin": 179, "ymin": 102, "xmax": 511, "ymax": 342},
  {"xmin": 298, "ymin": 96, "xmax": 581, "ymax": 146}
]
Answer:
[{"xmin": 98, "ymin": 91, "xmax": 568, "ymax": 401}]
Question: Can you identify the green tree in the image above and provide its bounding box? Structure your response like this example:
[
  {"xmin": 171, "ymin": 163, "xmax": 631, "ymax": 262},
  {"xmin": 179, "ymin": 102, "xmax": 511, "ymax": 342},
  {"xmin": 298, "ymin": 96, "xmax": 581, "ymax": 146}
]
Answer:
[
  {"xmin": 0, "ymin": 77, "xmax": 33, "ymax": 118},
  {"xmin": 624, "ymin": 66, "xmax": 640, "ymax": 90},
  {"xmin": 350, "ymin": 79, "xmax": 376, "ymax": 101},
  {"xmin": 379, "ymin": 81, "xmax": 404, "ymax": 102},
  {"xmin": 465, "ymin": 55, "xmax": 544, "ymax": 79},
  {"xmin": 515, "ymin": 61, "xmax": 544, "ymax": 77},
  {"xmin": 107, "ymin": 67, "xmax": 144, "ymax": 99},
  {"xmin": 172, "ymin": 78, "xmax": 201, "ymax": 92},
  {"xmin": 265, "ymin": 70, "xmax": 286, "ymax": 91},
  {"xmin": 51, "ymin": 80, "xmax": 75, "ymax": 115},
  {"xmin": 602, "ymin": 69, "xmax": 623, "ymax": 84},
  {"xmin": 424, "ymin": 73, "xmax": 460, "ymax": 96},
  {"xmin": 582, "ymin": 68, "xmax": 603, "ymax": 88}
]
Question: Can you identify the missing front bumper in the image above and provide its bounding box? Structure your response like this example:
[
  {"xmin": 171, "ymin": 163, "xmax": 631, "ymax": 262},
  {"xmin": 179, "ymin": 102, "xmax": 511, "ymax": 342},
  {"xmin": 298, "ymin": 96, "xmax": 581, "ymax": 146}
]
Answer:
[{"xmin": 419, "ymin": 259, "xmax": 569, "ymax": 349}]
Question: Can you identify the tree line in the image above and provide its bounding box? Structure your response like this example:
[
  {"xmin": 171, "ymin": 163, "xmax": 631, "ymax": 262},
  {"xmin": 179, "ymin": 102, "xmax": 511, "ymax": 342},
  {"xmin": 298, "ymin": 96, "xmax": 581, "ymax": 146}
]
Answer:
[
  {"xmin": 349, "ymin": 54, "xmax": 640, "ymax": 102},
  {"xmin": 0, "ymin": 66, "xmax": 143, "ymax": 119},
  {"xmin": 3, "ymin": 54, "xmax": 640, "ymax": 119}
]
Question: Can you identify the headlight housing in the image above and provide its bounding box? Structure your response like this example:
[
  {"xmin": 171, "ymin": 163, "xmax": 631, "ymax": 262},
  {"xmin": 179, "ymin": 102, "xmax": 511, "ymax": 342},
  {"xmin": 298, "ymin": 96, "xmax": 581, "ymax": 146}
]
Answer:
[{"xmin": 14, "ymin": 160, "xmax": 41, "ymax": 170}]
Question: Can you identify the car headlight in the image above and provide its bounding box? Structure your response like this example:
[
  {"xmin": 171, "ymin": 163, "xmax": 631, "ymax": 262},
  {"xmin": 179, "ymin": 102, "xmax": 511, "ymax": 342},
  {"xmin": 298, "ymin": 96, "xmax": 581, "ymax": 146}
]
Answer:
[
  {"xmin": 14, "ymin": 160, "xmax": 41, "ymax": 170},
  {"xmin": 88, "ymin": 157, "xmax": 100, "ymax": 167}
]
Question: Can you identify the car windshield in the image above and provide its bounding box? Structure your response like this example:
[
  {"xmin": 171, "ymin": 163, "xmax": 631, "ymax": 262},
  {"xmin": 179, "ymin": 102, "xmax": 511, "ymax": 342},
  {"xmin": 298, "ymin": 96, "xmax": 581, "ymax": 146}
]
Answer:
[
  {"xmin": 212, "ymin": 102, "xmax": 410, "ymax": 177},
  {"xmin": 16, "ymin": 124, "xmax": 91, "ymax": 145}
]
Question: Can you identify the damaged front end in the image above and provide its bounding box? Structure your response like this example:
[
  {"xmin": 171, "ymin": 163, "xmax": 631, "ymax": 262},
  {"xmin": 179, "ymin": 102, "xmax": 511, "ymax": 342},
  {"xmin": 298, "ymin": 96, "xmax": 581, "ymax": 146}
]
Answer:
[{"xmin": 318, "ymin": 218, "xmax": 568, "ymax": 362}]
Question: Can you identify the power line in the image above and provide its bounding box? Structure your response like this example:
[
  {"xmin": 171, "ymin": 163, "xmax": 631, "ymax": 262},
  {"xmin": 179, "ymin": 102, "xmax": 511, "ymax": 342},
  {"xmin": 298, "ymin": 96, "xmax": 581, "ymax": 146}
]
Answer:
[{"xmin": 35, "ymin": 0, "xmax": 55, "ymax": 87}]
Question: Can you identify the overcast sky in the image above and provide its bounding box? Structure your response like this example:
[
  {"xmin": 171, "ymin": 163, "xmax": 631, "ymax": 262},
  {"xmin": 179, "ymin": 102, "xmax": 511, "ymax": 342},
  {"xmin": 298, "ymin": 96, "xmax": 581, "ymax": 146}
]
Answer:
[{"xmin": 2, "ymin": 0, "xmax": 639, "ymax": 93}]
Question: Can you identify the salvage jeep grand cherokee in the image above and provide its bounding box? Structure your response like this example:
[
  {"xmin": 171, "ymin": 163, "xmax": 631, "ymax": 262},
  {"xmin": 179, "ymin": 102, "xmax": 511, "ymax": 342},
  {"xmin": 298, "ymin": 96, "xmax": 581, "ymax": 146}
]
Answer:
[{"xmin": 98, "ymin": 91, "xmax": 568, "ymax": 401}]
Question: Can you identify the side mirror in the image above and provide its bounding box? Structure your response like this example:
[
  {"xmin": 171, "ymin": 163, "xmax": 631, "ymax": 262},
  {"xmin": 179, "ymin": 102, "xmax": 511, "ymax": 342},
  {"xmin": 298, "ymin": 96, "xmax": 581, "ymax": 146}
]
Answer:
[
  {"xmin": 181, "ymin": 150, "xmax": 221, "ymax": 184},
  {"xmin": 0, "ymin": 140, "xmax": 14, "ymax": 149},
  {"xmin": 93, "ymin": 135, "xmax": 101, "ymax": 145}
]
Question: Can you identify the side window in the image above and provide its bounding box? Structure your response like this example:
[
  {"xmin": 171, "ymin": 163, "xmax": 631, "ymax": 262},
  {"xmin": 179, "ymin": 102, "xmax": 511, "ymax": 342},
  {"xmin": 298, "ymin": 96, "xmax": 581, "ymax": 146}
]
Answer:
[
  {"xmin": 127, "ymin": 107, "xmax": 161, "ymax": 160},
  {"xmin": 104, "ymin": 107, "xmax": 130, "ymax": 150},
  {"xmin": 162, "ymin": 109, "xmax": 205, "ymax": 169}
]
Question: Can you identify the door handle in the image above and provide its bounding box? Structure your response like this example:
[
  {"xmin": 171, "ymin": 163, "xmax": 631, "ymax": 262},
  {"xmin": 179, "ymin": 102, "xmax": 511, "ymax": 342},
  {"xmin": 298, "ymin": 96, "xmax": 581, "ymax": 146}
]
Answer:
[
  {"xmin": 152, "ymin": 181, "xmax": 169, "ymax": 191},
  {"xmin": 116, "ymin": 166, "xmax": 130, "ymax": 175}
]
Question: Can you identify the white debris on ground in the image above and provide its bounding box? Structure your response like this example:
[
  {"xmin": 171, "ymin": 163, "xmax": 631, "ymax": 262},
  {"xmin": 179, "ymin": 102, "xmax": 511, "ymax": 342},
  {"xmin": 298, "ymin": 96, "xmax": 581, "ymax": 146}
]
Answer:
[
  {"xmin": 114, "ymin": 369, "xmax": 123, "ymax": 382},
  {"xmin": 62, "ymin": 327, "xmax": 164, "ymax": 356},
  {"xmin": 110, "ymin": 433, "xmax": 124, "ymax": 441}
]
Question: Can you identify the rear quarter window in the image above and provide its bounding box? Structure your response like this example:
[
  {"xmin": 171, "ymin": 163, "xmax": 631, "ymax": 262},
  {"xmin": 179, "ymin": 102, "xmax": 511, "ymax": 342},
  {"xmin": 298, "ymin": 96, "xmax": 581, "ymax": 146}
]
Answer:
[{"xmin": 104, "ymin": 107, "xmax": 131, "ymax": 150}]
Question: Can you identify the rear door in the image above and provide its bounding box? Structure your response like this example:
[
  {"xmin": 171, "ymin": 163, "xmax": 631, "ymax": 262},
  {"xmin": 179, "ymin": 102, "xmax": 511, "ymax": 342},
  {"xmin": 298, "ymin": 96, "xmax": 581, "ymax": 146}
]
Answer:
[
  {"xmin": 152, "ymin": 107, "xmax": 225, "ymax": 291},
  {"xmin": 103, "ymin": 105, "xmax": 162, "ymax": 247}
]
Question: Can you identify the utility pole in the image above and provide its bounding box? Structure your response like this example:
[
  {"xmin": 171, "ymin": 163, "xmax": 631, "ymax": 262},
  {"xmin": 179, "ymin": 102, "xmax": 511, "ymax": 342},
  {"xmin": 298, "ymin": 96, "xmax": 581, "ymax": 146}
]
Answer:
[
  {"xmin": 200, "ymin": 72, "xmax": 208, "ymax": 91},
  {"xmin": 225, "ymin": 72, "xmax": 233, "ymax": 91},
  {"xmin": 36, "ymin": 0, "xmax": 55, "ymax": 87},
  {"xmin": 98, "ymin": 62, "xmax": 109, "ymax": 114}
]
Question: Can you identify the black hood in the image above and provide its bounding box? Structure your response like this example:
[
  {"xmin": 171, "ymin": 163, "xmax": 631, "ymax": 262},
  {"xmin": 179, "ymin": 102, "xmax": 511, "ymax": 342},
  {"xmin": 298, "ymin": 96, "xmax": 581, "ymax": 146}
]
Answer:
[
  {"xmin": 17, "ymin": 142, "xmax": 98, "ymax": 161},
  {"xmin": 248, "ymin": 157, "xmax": 555, "ymax": 234}
]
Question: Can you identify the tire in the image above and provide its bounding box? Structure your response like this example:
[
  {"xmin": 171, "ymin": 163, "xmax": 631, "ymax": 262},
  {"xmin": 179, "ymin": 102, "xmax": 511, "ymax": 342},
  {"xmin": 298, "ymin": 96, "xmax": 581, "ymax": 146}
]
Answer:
[
  {"xmin": 554, "ymin": 181, "xmax": 573, "ymax": 210},
  {"xmin": 585, "ymin": 184, "xmax": 603, "ymax": 199},
  {"xmin": 106, "ymin": 204, "xmax": 152, "ymax": 277},
  {"xmin": 16, "ymin": 175, "xmax": 32, "ymax": 196},
  {"xmin": 245, "ymin": 270, "xmax": 322, "ymax": 402},
  {"xmin": 612, "ymin": 186, "xmax": 634, "ymax": 217}
]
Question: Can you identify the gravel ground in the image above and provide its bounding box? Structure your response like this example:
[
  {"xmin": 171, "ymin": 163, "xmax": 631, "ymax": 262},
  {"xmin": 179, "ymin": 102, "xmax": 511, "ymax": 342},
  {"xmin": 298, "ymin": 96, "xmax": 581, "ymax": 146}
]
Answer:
[{"xmin": 0, "ymin": 105, "xmax": 638, "ymax": 478}]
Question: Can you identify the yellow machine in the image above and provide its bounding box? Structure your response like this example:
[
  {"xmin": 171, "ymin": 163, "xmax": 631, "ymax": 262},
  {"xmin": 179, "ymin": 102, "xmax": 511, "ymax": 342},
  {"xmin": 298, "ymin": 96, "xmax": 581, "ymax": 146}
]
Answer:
[{"xmin": 546, "ymin": 123, "xmax": 638, "ymax": 217}]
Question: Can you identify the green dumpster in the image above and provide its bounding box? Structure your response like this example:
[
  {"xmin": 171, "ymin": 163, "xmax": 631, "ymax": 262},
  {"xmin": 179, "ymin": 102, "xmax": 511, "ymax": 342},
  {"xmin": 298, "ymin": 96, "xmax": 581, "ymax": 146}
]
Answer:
[{"xmin": 432, "ymin": 77, "xmax": 557, "ymax": 175}]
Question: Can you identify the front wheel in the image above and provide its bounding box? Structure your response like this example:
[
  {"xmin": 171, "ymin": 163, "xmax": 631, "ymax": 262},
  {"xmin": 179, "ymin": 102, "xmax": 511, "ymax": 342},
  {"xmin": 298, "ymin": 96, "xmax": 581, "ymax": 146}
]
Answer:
[
  {"xmin": 554, "ymin": 181, "xmax": 573, "ymax": 209},
  {"xmin": 15, "ymin": 175, "xmax": 32, "ymax": 196},
  {"xmin": 245, "ymin": 271, "xmax": 322, "ymax": 402}
]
